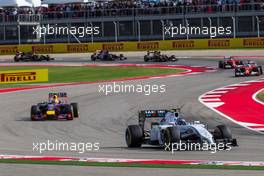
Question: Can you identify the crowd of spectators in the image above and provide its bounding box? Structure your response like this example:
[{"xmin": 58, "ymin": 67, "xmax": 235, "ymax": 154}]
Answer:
[{"xmin": 0, "ymin": 0, "xmax": 264, "ymax": 21}]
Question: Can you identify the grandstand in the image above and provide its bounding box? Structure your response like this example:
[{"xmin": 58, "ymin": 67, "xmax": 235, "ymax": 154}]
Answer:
[{"xmin": 0, "ymin": 0, "xmax": 263, "ymax": 44}]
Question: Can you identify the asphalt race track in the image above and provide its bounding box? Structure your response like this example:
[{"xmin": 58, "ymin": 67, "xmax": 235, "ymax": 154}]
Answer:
[{"xmin": 0, "ymin": 50, "xmax": 264, "ymax": 176}]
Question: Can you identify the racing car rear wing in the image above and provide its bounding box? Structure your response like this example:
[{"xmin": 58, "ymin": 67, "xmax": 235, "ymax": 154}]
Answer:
[
  {"xmin": 48, "ymin": 92, "xmax": 68, "ymax": 103},
  {"xmin": 138, "ymin": 110, "xmax": 168, "ymax": 131},
  {"xmin": 49, "ymin": 92, "xmax": 67, "ymax": 98},
  {"xmin": 138, "ymin": 109, "xmax": 182, "ymax": 130}
]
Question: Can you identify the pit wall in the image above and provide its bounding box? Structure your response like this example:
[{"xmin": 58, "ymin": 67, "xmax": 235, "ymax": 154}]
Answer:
[{"xmin": 0, "ymin": 37, "xmax": 263, "ymax": 55}]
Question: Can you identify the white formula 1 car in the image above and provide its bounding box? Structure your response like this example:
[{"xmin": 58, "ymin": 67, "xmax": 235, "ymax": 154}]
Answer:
[{"xmin": 125, "ymin": 109, "xmax": 238, "ymax": 150}]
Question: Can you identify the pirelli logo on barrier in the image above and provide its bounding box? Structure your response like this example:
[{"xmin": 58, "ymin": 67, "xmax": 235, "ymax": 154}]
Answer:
[
  {"xmin": 0, "ymin": 69, "xmax": 48, "ymax": 84},
  {"xmin": 102, "ymin": 43, "xmax": 124, "ymax": 51},
  {"xmin": 32, "ymin": 45, "xmax": 54, "ymax": 54},
  {"xmin": 0, "ymin": 46, "xmax": 18, "ymax": 55},
  {"xmin": 67, "ymin": 44, "xmax": 89, "ymax": 53},
  {"xmin": 172, "ymin": 41, "xmax": 194, "ymax": 49},
  {"xmin": 208, "ymin": 40, "xmax": 230, "ymax": 48},
  {"xmin": 137, "ymin": 42, "xmax": 159, "ymax": 50},
  {"xmin": 243, "ymin": 38, "xmax": 264, "ymax": 47}
]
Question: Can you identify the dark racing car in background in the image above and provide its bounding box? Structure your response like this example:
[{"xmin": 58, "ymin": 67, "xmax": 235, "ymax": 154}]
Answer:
[
  {"xmin": 125, "ymin": 109, "xmax": 238, "ymax": 149},
  {"xmin": 14, "ymin": 52, "xmax": 54, "ymax": 62},
  {"xmin": 31, "ymin": 92, "xmax": 79, "ymax": 121},
  {"xmin": 235, "ymin": 60, "xmax": 263, "ymax": 77},
  {"xmin": 91, "ymin": 50, "xmax": 127, "ymax": 61},
  {"xmin": 144, "ymin": 51, "xmax": 178, "ymax": 62},
  {"xmin": 218, "ymin": 57, "xmax": 243, "ymax": 69}
]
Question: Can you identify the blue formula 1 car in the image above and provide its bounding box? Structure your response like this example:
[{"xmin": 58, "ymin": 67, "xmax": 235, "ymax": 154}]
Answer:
[{"xmin": 31, "ymin": 92, "xmax": 79, "ymax": 121}]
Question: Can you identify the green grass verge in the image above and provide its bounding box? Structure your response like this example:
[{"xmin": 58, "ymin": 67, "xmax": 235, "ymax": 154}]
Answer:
[
  {"xmin": 0, "ymin": 66, "xmax": 184, "ymax": 89},
  {"xmin": 0, "ymin": 159, "xmax": 263, "ymax": 170},
  {"xmin": 257, "ymin": 91, "xmax": 264, "ymax": 102}
]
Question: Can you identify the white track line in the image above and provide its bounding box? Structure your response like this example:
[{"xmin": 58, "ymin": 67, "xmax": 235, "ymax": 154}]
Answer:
[
  {"xmin": 198, "ymin": 80, "xmax": 264, "ymax": 134},
  {"xmin": 252, "ymin": 88, "xmax": 264, "ymax": 106}
]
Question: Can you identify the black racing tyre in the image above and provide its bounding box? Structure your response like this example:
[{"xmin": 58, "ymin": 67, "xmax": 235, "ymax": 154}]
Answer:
[
  {"xmin": 214, "ymin": 125, "xmax": 232, "ymax": 139},
  {"xmin": 164, "ymin": 126, "xmax": 181, "ymax": 150},
  {"xmin": 14, "ymin": 57, "xmax": 20, "ymax": 62},
  {"xmin": 31, "ymin": 105, "xmax": 38, "ymax": 121},
  {"xmin": 144, "ymin": 56, "xmax": 149, "ymax": 62},
  {"xmin": 170, "ymin": 55, "xmax": 178, "ymax": 62},
  {"xmin": 238, "ymin": 61, "xmax": 244, "ymax": 65},
  {"xmin": 218, "ymin": 61, "xmax": 223, "ymax": 68},
  {"xmin": 91, "ymin": 55, "xmax": 96, "ymax": 61},
  {"xmin": 46, "ymin": 55, "xmax": 50, "ymax": 61},
  {"xmin": 70, "ymin": 103, "xmax": 79, "ymax": 118},
  {"xmin": 65, "ymin": 104, "xmax": 73, "ymax": 120},
  {"xmin": 258, "ymin": 66, "xmax": 263, "ymax": 75},
  {"xmin": 125, "ymin": 125, "xmax": 143, "ymax": 148},
  {"xmin": 32, "ymin": 55, "xmax": 38, "ymax": 61},
  {"xmin": 235, "ymin": 70, "xmax": 239, "ymax": 77},
  {"xmin": 39, "ymin": 55, "xmax": 45, "ymax": 61}
]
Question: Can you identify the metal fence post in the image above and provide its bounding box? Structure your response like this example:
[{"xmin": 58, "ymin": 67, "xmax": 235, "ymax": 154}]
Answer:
[
  {"xmin": 17, "ymin": 15, "xmax": 21, "ymax": 45},
  {"xmin": 90, "ymin": 22, "xmax": 94, "ymax": 43},
  {"xmin": 185, "ymin": 19, "xmax": 189, "ymax": 40},
  {"xmin": 208, "ymin": 17, "xmax": 212, "ymax": 39},
  {"xmin": 137, "ymin": 20, "xmax": 141, "ymax": 42},
  {"xmin": 113, "ymin": 21, "xmax": 117, "ymax": 42},
  {"xmin": 161, "ymin": 20, "xmax": 165, "ymax": 40},
  {"xmin": 232, "ymin": 17, "xmax": 236, "ymax": 38},
  {"xmin": 256, "ymin": 16, "xmax": 260, "ymax": 38}
]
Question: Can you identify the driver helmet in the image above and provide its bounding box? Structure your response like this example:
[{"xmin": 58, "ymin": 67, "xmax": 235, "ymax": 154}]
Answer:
[
  {"xmin": 169, "ymin": 109, "xmax": 179, "ymax": 118},
  {"xmin": 52, "ymin": 95, "xmax": 59, "ymax": 104},
  {"xmin": 176, "ymin": 118, "xmax": 186, "ymax": 125}
]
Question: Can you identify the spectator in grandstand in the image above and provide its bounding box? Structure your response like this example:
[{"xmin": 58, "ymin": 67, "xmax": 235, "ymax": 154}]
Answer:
[{"xmin": 0, "ymin": 0, "xmax": 263, "ymax": 20}]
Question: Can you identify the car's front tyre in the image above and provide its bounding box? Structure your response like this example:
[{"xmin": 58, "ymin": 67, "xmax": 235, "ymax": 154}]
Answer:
[
  {"xmin": 164, "ymin": 126, "xmax": 181, "ymax": 150},
  {"xmin": 71, "ymin": 103, "xmax": 79, "ymax": 118},
  {"xmin": 214, "ymin": 125, "xmax": 232, "ymax": 140},
  {"xmin": 65, "ymin": 104, "xmax": 73, "ymax": 120},
  {"xmin": 31, "ymin": 105, "xmax": 38, "ymax": 121}
]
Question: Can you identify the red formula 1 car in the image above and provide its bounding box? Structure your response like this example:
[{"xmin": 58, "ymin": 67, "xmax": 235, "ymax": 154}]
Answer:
[
  {"xmin": 219, "ymin": 57, "xmax": 243, "ymax": 69},
  {"xmin": 235, "ymin": 60, "xmax": 263, "ymax": 77}
]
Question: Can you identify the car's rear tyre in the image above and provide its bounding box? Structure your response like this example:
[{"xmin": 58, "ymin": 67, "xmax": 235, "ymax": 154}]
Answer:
[
  {"xmin": 214, "ymin": 125, "xmax": 232, "ymax": 140},
  {"xmin": 71, "ymin": 103, "xmax": 79, "ymax": 118},
  {"xmin": 91, "ymin": 55, "xmax": 96, "ymax": 61},
  {"xmin": 238, "ymin": 61, "xmax": 243, "ymax": 65},
  {"xmin": 31, "ymin": 105, "xmax": 38, "ymax": 121},
  {"xmin": 46, "ymin": 56, "xmax": 50, "ymax": 61},
  {"xmin": 32, "ymin": 55, "xmax": 38, "ymax": 61},
  {"xmin": 119, "ymin": 54, "xmax": 126, "ymax": 60},
  {"xmin": 258, "ymin": 66, "xmax": 263, "ymax": 75},
  {"xmin": 65, "ymin": 104, "xmax": 73, "ymax": 120},
  {"xmin": 170, "ymin": 55, "xmax": 178, "ymax": 62},
  {"xmin": 125, "ymin": 125, "xmax": 143, "ymax": 148},
  {"xmin": 144, "ymin": 56, "xmax": 149, "ymax": 62},
  {"xmin": 164, "ymin": 126, "xmax": 181, "ymax": 150},
  {"xmin": 218, "ymin": 61, "xmax": 223, "ymax": 68},
  {"xmin": 14, "ymin": 57, "xmax": 20, "ymax": 62}
]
